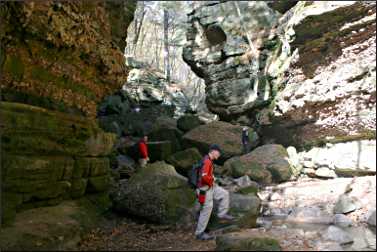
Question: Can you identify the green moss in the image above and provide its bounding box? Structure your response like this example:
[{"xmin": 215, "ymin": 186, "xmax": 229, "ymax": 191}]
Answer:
[
  {"xmin": 71, "ymin": 179, "xmax": 88, "ymax": 198},
  {"xmin": 216, "ymin": 234, "xmax": 281, "ymax": 251},
  {"xmin": 1, "ymin": 102, "xmax": 113, "ymax": 156},
  {"xmin": 87, "ymin": 175, "xmax": 110, "ymax": 193},
  {"xmin": 4, "ymin": 54, "xmax": 24, "ymax": 81},
  {"xmin": 1, "ymin": 193, "xmax": 23, "ymax": 226},
  {"xmin": 237, "ymin": 186, "xmax": 258, "ymax": 195},
  {"xmin": 31, "ymin": 65, "xmax": 54, "ymax": 82},
  {"xmin": 335, "ymin": 168, "xmax": 376, "ymax": 178},
  {"xmin": 0, "ymin": 88, "xmax": 83, "ymax": 115},
  {"xmin": 73, "ymin": 158, "xmax": 91, "ymax": 179},
  {"xmin": 30, "ymin": 65, "xmax": 96, "ymax": 100}
]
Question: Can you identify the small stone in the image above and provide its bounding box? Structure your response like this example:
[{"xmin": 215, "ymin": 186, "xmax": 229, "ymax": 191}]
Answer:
[
  {"xmin": 303, "ymin": 160, "xmax": 315, "ymax": 168},
  {"xmin": 315, "ymin": 167, "xmax": 336, "ymax": 178},
  {"xmin": 367, "ymin": 210, "xmax": 376, "ymax": 227},
  {"xmin": 302, "ymin": 168, "xmax": 316, "ymax": 176},
  {"xmin": 333, "ymin": 214, "xmax": 353, "ymax": 228},
  {"xmin": 323, "ymin": 225, "xmax": 353, "ymax": 245},
  {"xmin": 334, "ymin": 195, "xmax": 360, "ymax": 214}
]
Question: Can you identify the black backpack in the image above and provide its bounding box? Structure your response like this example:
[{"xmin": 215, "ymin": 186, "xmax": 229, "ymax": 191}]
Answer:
[{"xmin": 187, "ymin": 159, "xmax": 204, "ymax": 189}]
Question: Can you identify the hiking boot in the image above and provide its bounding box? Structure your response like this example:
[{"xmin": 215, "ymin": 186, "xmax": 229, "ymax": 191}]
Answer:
[
  {"xmin": 218, "ymin": 214, "xmax": 235, "ymax": 222},
  {"xmin": 196, "ymin": 232, "xmax": 215, "ymax": 241}
]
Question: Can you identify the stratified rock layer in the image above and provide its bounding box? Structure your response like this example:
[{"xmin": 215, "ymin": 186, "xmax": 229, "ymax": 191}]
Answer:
[
  {"xmin": 183, "ymin": 1, "xmax": 376, "ymax": 148},
  {"xmin": 0, "ymin": 1, "xmax": 136, "ymax": 117}
]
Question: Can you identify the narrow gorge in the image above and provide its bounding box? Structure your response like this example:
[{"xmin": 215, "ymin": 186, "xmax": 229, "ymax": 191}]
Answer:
[{"xmin": 0, "ymin": 1, "xmax": 376, "ymax": 251}]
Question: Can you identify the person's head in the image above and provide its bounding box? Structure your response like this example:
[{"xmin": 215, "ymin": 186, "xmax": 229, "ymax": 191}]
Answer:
[
  {"xmin": 242, "ymin": 127, "xmax": 248, "ymax": 131},
  {"xmin": 208, "ymin": 144, "xmax": 222, "ymax": 160},
  {"xmin": 143, "ymin": 135, "xmax": 148, "ymax": 142}
]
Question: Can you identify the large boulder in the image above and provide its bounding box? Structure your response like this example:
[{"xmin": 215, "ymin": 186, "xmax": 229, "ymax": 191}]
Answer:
[
  {"xmin": 177, "ymin": 114, "xmax": 204, "ymax": 132},
  {"xmin": 166, "ymin": 148, "xmax": 202, "ymax": 176},
  {"xmin": 224, "ymin": 144, "xmax": 293, "ymax": 184},
  {"xmin": 182, "ymin": 121, "xmax": 259, "ymax": 162},
  {"xmin": 216, "ymin": 232, "xmax": 281, "ymax": 251},
  {"xmin": 149, "ymin": 117, "xmax": 183, "ymax": 154},
  {"xmin": 112, "ymin": 162, "xmax": 196, "ymax": 225},
  {"xmin": 229, "ymin": 193, "xmax": 261, "ymax": 228},
  {"xmin": 148, "ymin": 141, "xmax": 173, "ymax": 162}
]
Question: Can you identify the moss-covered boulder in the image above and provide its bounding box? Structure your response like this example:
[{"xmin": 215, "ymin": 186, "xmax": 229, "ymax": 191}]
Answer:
[
  {"xmin": 0, "ymin": 102, "xmax": 116, "ymax": 156},
  {"xmin": 224, "ymin": 144, "xmax": 293, "ymax": 184},
  {"xmin": 177, "ymin": 114, "xmax": 204, "ymax": 132},
  {"xmin": 182, "ymin": 121, "xmax": 259, "ymax": 162},
  {"xmin": 149, "ymin": 128, "xmax": 183, "ymax": 154},
  {"xmin": 166, "ymin": 148, "xmax": 202, "ymax": 176},
  {"xmin": 112, "ymin": 161, "xmax": 196, "ymax": 225},
  {"xmin": 0, "ymin": 199, "xmax": 107, "ymax": 250},
  {"xmin": 216, "ymin": 232, "xmax": 281, "ymax": 251}
]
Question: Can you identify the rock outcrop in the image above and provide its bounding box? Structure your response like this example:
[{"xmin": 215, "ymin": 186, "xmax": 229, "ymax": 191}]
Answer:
[
  {"xmin": 0, "ymin": 1, "xmax": 136, "ymax": 226},
  {"xmin": 183, "ymin": 1, "xmax": 279, "ymax": 122},
  {"xmin": 183, "ymin": 1, "xmax": 376, "ymax": 149},
  {"xmin": 1, "ymin": 102, "xmax": 115, "ymax": 225},
  {"xmin": 1, "ymin": 1, "xmax": 137, "ymax": 117},
  {"xmin": 97, "ymin": 57, "xmax": 191, "ymax": 136},
  {"xmin": 259, "ymin": 1, "xmax": 376, "ymax": 148}
]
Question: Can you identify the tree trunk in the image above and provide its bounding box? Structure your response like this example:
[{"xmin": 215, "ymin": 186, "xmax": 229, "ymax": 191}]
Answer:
[
  {"xmin": 133, "ymin": 1, "xmax": 146, "ymax": 56},
  {"xmin": 163, "ymin": 8, "xmax": 170, "ymax": 83}
]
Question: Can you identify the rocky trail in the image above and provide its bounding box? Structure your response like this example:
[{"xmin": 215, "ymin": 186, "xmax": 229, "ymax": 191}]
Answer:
[{"xmin": 1, "ymin": 1, "xmax": 376, "ymax": 251}]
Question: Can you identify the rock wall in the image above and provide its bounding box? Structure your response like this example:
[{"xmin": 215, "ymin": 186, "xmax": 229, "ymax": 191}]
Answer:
[
  {"xmin": 259, "ymin": 1, "xmax": 376, "ymax": 149},
  {"xmin": 183, "ymin": 1, "xmax": 376, "ymax": 149},
  {"xmin": 0, "ymin": 0, "xmax": 136, "ymax": 117},
  {"xmin": 1, "ymin": 102, "xmax": 116, "ymax": 225},
  {"xmin": 0, "ymin": 1, "xmax": 136, "ymax": 226}
]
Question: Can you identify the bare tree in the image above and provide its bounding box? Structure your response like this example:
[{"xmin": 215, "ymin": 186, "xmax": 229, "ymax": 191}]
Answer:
[
  {"xmin": 163, "ymin": 8, "xmax": 171, "ymax": 83},
  {"xmin": 132, "ymin": 1, "xmax": 147, "ymax": 56}
]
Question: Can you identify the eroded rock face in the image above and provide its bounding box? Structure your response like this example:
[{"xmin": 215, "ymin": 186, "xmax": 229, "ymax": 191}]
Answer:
[
  {"xmin": 183, "ymin": 1, "xmax": 376, "ymax": 148},
  {"xmin": 0, "ymin": 1, "xmax": 137, "ymax": 117},
  {"xmin": 257, "ymin": 1, "xmax": 376, "ymax": 148},
  {"xmin": 183, "ymin": 1, "xmax": 279, "ymax": 121},
  {"xmin": 1, "ymin": 102, "xmax": 115, "ymax": 225},
  {"xmin": 122, "ymin": 57, "xmax": 190, "ymax": 117}
]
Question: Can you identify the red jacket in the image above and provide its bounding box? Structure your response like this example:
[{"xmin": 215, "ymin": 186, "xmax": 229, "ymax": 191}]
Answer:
[
  {"xmin": 198, "ymin": 155, "xmax": 214, "ymax": 188},
  {"xmin": 138, "ymin": 140, "xmax": 148, "ymax": 159}
]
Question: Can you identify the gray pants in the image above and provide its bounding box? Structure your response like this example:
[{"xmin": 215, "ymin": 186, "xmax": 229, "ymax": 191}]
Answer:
[{"xmin": 195, "ymin": 184, "xmax": 230, "ymax": 235}]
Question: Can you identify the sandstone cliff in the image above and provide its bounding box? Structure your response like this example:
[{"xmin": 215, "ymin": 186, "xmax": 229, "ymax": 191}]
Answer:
[{"xmin": 183, "ymin": 1, "xmax": 376, "ymax": 149}]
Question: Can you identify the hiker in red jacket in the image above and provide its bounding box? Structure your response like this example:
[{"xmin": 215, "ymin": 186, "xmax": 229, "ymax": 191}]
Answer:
[
  {"xmin": 195, "ymin": 144, "xmax": 234, "ymax": 241},
  {"xmin": 138, "ymin": 135, "xmax": 149, "ymax": 167}
]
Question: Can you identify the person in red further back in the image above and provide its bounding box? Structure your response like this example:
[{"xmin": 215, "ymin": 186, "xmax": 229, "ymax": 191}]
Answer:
[{"xmin": 138, "ymin": 135, "xmax": 149, "ymax": 167}]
